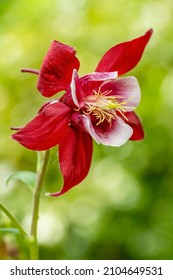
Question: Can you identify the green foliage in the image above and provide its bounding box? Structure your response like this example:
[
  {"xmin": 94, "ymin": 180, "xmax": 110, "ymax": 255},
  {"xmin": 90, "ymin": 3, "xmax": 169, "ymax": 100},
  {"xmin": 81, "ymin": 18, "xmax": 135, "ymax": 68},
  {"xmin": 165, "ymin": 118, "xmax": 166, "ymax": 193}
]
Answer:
[
  {"xmin": 1, "ymin": 0, "xmax": 173, "ymax": 260},
  {"xmin": 0, "ymin": 228, "xmax": 20, "ymax": 235},
  {"xmin": 6, "ymin": 171, "xmax": 36, "ymax": 190}
]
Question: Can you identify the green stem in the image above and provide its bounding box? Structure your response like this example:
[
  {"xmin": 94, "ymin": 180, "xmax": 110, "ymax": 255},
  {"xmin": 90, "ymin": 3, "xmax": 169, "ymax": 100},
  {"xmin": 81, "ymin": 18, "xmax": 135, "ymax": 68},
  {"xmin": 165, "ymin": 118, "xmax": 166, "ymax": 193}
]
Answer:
[
  {"xmin": 29, "ymin": 150, "xmax": 50, "ymax": 260},
  {"xmin": 0, "ymin": 202, "xmax": 29, "ymax": 238}
]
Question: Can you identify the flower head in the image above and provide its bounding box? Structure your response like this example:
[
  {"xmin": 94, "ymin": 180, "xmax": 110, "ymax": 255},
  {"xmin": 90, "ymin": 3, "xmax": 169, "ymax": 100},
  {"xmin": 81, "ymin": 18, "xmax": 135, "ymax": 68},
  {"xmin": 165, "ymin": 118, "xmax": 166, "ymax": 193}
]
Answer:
[{"xmin": 12, "ymin": 29, "xmax": 153, "ymax": 196}]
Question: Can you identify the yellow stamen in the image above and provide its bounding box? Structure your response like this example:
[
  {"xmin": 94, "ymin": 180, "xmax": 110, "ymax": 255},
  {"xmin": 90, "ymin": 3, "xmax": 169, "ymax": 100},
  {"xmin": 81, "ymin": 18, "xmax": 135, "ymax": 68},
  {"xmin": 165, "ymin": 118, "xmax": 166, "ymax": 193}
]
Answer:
[{"xmin": 84, "ymin": 89, "xmax": 134, "ymax": 125}]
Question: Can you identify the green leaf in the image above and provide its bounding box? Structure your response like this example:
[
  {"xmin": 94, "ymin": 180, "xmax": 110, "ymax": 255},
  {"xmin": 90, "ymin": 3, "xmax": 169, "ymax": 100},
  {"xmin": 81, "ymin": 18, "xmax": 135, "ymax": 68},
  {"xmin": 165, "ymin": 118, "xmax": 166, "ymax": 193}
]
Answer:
[
  {"xmin": 6, "ymin": 171, "xmax": 36, "ymax": 190},
  {"xmin": 0, "ymin": 227, "xmax": 20, "ymax": 235}
]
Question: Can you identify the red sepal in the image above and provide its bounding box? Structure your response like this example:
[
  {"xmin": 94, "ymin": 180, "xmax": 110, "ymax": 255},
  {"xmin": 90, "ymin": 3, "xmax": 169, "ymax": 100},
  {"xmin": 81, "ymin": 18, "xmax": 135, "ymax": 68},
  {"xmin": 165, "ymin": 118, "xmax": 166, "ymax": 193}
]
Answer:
[
  {"xmin": 50, "ymin": 127, "xmax": 93, "ymax": 196},
  {"xmin": 124, "ymin": 111, "xmax": 144, "ymax": 140},
  {"xmin": 96, "ymin": 29, "xmax": 153, "ymax": 75},
  {"xmin": 12, "ymin": 101, "xmax": 71, "ymax": 150},
  {"xmin": 37, "ymin": 40, "xmax": 80, "ymax": 97}
]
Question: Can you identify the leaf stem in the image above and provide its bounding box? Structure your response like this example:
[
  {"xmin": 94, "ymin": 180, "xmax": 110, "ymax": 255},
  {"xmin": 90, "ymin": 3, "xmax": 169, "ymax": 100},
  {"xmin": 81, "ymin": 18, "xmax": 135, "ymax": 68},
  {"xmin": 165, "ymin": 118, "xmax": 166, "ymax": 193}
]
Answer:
[
  {"xmin": 29, "ymin": 150, "xmax": 50, "ymax": 260},
  {"xmin": 0, "ymin": 202, "xmax": 29, "ymax": 238}
]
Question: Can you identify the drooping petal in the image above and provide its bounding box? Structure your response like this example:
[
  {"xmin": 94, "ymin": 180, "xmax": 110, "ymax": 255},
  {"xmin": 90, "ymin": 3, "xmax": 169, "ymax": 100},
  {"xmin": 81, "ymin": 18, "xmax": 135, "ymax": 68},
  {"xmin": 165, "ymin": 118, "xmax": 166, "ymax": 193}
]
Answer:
[
  {"xmin": 50, "ymin": 127, "xmax": 93, "ymax": 196},
  {"xmin": 12, "ymin": 101, "xmax": 71, "ymax": 151},
  {"xmin": 70, "ymin": 69, "xmax": 80, "ymax": 107},
  {"xmin": 80, "ymin": 71, "xmax": 118, "ymax": 82},
  {"xmin": 123, "ymin": 111, "xmax": 144, "ymax": 140},
  {"xmin": 101, "ymin": 76, "xmax": 141, "ymax": 110},
  {"xmin": 82, "ymin": 115, "xmax": 133, "ymax": 146},
  {"xmin": 37, "ymin": 40, "xmax": 80, "ymax": 97},
  {"xmin": 96, "ymin": 29, "xmax": 153, "ymax": 75},
  {"xmin": 70, "ymin": 69, "xmax": 118, "ymax": 107}
]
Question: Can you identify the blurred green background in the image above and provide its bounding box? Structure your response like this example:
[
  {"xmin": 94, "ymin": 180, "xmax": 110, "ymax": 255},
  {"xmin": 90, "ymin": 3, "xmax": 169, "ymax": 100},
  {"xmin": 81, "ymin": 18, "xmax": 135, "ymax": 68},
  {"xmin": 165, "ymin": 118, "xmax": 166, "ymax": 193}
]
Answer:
[{"xmin": 1, "ymin": 0, "xmax": 173, "ymax": 260}]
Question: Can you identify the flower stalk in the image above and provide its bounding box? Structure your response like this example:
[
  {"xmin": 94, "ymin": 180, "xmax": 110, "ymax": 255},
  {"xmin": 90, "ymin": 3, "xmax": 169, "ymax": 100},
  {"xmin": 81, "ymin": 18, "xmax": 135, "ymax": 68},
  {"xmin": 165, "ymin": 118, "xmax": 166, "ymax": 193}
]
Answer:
[
  {"xmin": 29, "ymin": 149, "xmax": 50, "ymax": 260},
  {"xmin": 0, "ymin": 202, "xmax": 29, "ymax": 238}
]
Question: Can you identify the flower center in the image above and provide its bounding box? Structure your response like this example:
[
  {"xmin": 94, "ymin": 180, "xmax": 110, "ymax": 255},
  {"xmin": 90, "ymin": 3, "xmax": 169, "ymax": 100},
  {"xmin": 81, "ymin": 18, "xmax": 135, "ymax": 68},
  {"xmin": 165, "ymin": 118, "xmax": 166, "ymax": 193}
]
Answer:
[{"xmin": 84, "ymin": 89, "xmax": 134, "ymax": 125}]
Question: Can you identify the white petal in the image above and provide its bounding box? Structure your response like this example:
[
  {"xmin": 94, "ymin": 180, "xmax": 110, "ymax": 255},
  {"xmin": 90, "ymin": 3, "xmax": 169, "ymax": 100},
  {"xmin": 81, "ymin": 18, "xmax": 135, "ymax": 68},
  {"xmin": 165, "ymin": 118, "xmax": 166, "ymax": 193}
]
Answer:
[
  {"xmin": 82, "ymin": 115, "xmax": 133, "ymax": 147},
  {"xmin": 114, "ymin": 77, "xmax": 141, "ymax": 110},
  {"xmin": 102, "ymin": 76, "xmax": 141, "ymax": 110},
  {"xmin": 70, "ymin": 69, "xmax": 79, "ymax": 107},
  {"xmin": 82, "ymin": 115, "xmax": 101, "ymax": 144},
  {"xmin": 81, "ymin": 71, "xmax": 118, "ymax": 82}
]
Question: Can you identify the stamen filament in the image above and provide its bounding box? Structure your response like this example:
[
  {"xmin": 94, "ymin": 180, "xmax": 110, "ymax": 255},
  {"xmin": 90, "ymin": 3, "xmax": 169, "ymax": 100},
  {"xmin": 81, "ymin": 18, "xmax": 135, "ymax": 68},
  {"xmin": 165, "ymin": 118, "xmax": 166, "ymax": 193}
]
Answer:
[{"xmin": 84, "ymin": 89, "xmax": 135, "ymax": 125}]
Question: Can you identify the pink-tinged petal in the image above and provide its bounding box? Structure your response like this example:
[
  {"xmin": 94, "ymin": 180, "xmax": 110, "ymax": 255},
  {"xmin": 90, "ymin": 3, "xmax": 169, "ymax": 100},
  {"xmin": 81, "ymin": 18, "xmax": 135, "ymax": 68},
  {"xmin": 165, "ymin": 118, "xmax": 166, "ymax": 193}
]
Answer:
[
  {"xmin": 71, "ymin": 69, "xmax": 80, "ymax": 107},
  {"xmin": 61, "ymin": 71, "xmax": 117, "ymax": 109},
  {"xmin": 37, "ymin": 40, "xmax": 80, "ymax": 97},
  {"xmin": 71, "ymin": 70, "xmax": 118, "ymax": 106},
  {"xmin": 96, "ymin": 29, "xmax": 153, "ymax": 75},
  {"xmin": 101, "ymin": 76, "xmax": 141, "ymax": 110},
  {"xmin": 82, "ymin": 115, "xmax": 133, "ymax": 146},
  {"xmin": 80, "ymin": 71, "xmax": 118, "ymax": 96},
  {"xmin": 80, "ymin": 71, "xmax": 118, "ymax": 82},
  {"xmin": 12, "ymin": 101, "xmax": 71, "ymax": 151},
  {"xmin": 123, "ymin": 111, "xmax": 144, "ymax": 140},
  {"xmin": 50, "ymin": 127, "xmax": 93, "ymax": 196}
]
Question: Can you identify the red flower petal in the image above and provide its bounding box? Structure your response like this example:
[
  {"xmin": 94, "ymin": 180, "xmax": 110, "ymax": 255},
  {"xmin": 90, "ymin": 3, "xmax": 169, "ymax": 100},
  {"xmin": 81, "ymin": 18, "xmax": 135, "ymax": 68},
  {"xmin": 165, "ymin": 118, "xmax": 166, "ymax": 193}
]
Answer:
[
  {"xmin": 37, "ymin": 40, "xmax": 80, "ymax": 97},
  {"xmin": 95, "ymin": 29, "xmax": 153, "ymax": 75},
  {"xmin": 50, "ymin": 127, "xmax": 93, "ymax": 196},
  {"xmin": 12, "ymin": 101, "xmax": 71, "ymax": 150},
  {"xmin": 123, "ymin": 111, "xmax": 144, "ymax": 140}
]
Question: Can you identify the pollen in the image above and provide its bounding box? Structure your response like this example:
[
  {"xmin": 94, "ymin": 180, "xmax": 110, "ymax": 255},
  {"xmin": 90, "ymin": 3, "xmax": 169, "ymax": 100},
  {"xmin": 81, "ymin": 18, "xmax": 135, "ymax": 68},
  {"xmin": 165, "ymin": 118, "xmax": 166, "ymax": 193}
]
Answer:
[{"xmin": 84, "ymin": 88, "xmax": 134, "ymax": 125}]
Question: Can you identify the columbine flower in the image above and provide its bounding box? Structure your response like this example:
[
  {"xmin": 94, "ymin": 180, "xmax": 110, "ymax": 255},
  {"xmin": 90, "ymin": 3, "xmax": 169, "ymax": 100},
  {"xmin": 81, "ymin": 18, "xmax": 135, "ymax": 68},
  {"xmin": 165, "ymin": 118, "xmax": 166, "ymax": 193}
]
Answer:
[{"xmin": 12, "ymin": 29, "xmax": 153, "ymax": 196}]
